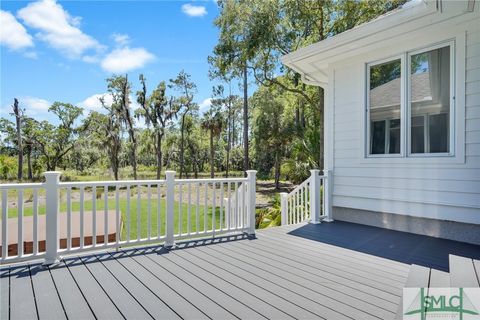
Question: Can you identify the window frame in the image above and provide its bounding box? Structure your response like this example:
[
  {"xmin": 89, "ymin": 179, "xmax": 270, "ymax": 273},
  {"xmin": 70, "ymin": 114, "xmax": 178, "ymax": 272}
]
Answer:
[
  {"xmin": 406, "ymin": 41, "xmax": 455, "ymax": 157},
  {"xmin": 364, "ymin": 40, "xmax": 456, "ymax": 159},
  {"xmin": 365, "ymin": 54, "xmax": 405, "ymax": 158}
]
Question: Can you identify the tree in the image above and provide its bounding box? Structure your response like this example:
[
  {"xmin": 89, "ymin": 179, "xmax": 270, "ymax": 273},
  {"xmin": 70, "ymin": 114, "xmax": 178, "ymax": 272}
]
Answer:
[
  {"xmin": 169, "ymin": 71, "xmax": 198, "ymax": 178},
  {"xmin": 33, "ymin": 102, "xmax": 83, "ymax": 171},
  {"xmin": 201, "ymin": 106, "xmax": 224, "ymax": 178},
  {"xmin": 12, "ymin": 98, "xmax": 23, "ymax": 180},
  {"xmin": 107, "ymin": 75, "xmax": 138, "ymax": 179},
  {"xmin": 136, "ymin": 74, "xmax": 177, "ymax": 179}
]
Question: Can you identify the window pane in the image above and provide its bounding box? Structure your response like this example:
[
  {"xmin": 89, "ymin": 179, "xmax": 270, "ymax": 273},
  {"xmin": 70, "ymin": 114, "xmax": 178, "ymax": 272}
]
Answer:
[
  {"xmin": 371, "ymin": 121, "xmax": 386, "ymax": 154},
  {"xmin": 369, "ymin": 59, "xmax": 401, "ymax": 155},
  {"xmin": 410, "ymin": 46, "xmax": 450, "ymax": 153}
]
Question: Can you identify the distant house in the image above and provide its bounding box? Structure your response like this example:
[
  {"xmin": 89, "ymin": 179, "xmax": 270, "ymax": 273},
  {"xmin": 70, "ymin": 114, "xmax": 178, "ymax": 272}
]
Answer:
[{"xmin": 282, "ymin": 0, "xmax": 480, "ymax": 244}]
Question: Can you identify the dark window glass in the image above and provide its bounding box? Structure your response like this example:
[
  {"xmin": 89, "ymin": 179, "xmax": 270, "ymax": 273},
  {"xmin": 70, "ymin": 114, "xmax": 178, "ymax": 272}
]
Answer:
[
  {"xmin": 389, "ymin": 119, "xmax": 401, "ymax": 154},
  {"xmin": 371, "ymin": 121, "xmax": 386, "ymax": 154},
  {"xmin": 429, "ymin": 113, "xmax": 449, "ymax": 153},
  {"xmin": 411, "ymin": 116, "xmax": 425, "ymax": 153}
]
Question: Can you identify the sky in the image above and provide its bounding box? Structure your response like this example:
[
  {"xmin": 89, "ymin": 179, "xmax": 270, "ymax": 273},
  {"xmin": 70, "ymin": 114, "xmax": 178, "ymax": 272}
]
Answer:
[{"xmin": 0, "ymin": 0, "xmax": 236, "ymax": 124}]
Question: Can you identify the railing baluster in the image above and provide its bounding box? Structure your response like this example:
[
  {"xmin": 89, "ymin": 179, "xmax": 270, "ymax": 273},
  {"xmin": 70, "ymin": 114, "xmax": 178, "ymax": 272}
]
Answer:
[
  {"xmin": 157, "ymin": 184, "xmax": 161, "ymax": 238},
  {"xmin": 17, "ymin": 190, "xmax": 23, "ymax": 257},
  {"xmin": 204, "ymin": 182, "xmax": 208, "ymax": 232},
  {"xmin": 137, "ymin": 184, "xmax": 141, "ymax": 241},
  {"xmin": 67, "ymin": 187, "xmax": 72, "ymax": 250},
  {"xmin": 92, "ymin": 186, "xmax": 97, "ymax": 247},
  {"xmin": 115, "ymin": 186, "xmax": 120, "ymax": 245},
  {"xmin": 147, "ymin": 184, "xmax": 151, "ymax": 240},
  {"xmin": 33, "ymin": 189, "xmax": 38, "ymax": 255},
  {"xmin": 1, "ymin": 190, "xmax": 7, "ymax": 259},
  {"xmin": 80, "ymin": 187, "xmax": 85, "ymax": 249},
  {"xmin": 195, "ymin": 183, "xmax": 200, "ymax": 234},
  {"xmin": 188, "ymin": 182, "xmax": 191, "ymax": 235},
  {"xmin": 104, "ymin": 185, "xmax": 108, "ymax": 245},
  {"xmin": 179, "ymin": 182, "xmax": 182, "ymax": 235},
  {"xmin": 126, "ymin": 185, "xmax": 131, "ymax": 243},
  {"xmin": 219, "ymin": 182, "xmax": 224, "ymax": 232},
  {"xmin": 227, "ymin": 182, "xmax": 231, "ymax": 230},
  {"xmin": 234, "ymin": 182, "xmax": 239, "ymax": 230},
  {"xmin": 212, "ymin": 182, "xmax": 216, "ymax": 234}
]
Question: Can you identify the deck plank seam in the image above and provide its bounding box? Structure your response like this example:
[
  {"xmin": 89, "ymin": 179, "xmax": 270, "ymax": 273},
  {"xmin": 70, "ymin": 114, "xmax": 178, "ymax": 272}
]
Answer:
[
  {"xmin": 46, "ymin": 266, "xmax": 69, "ymax": 319},
  {"xmin": 108, "ymin": 251, "xmax": 213, "ymax": 320},
  {"xmin": 195, "ymin": 245, "xmax": 357, "ymax": 319},
  {"xmin": 205, "ymin": 242, "xmax": 387, "ymax": 319},
  {"xmin": 27, "ymin": 265, "xmax": 40, "ymax": 320},
  {"xmin": 102, "ymin": 252, "xmax": 185, "ymax": 320},
  {"xmin": 183, "ymin": 246, "xmax": 325, "ymax": 320},
  {"xmin": 221, "ymin": 240, "xmax": 398, "ymax": 313},
  {"xmin": 168, "ymin": 249, "xmax": 299, "ymax": 320},
  {"xmin": 136, "ymin": 250, "xmax": 241, "ymax": 320}
]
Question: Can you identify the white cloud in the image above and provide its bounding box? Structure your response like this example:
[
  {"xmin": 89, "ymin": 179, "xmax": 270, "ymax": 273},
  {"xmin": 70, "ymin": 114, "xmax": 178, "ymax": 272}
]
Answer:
[
  {"xmin": 17, "ymin": 0, "xmax": 103, "ymax": 58},
  {"xmin": 199, "ymin": 98, "xmax": 212, "ymax": 111},
  {"xmin": 0, "ymin": 10, "xmax": 34, "ymax": 50},
  {"xmin": 20, "ymin": 96, "xmax": 51, "ymax": 114},
  {"xmin": 78, "ymin": 93, "xmax": 113, "ymax": 111},
  {"xmin": 100, "ymin": 47, "xmax": 155, "ymax": 73},
  {"xmin": 23, "ymin": 51, "xmax": 38, "ymax": 59},
  {"xmin": 112, "ymin": 33, "xmax": 130, "ymax": 46},
  {"xmin": 181, "ymin": 4, "xmax": 207, "ymax": 17}
]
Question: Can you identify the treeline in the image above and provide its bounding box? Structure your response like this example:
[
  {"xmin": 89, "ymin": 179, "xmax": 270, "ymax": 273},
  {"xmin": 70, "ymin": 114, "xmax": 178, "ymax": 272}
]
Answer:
[{"xmin": 1, "ymin": 0, "xmax": 407, "ymax": 187}]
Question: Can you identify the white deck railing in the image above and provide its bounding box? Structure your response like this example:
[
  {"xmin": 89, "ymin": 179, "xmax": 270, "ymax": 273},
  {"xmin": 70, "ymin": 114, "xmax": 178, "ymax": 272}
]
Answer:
[
  {"xmin": 0, "ymin": 170, "xmax": 257, "ymax": 265},
  {"xmin": 280, "ymin": 169, "xmax": 333, "ymax": 225}
]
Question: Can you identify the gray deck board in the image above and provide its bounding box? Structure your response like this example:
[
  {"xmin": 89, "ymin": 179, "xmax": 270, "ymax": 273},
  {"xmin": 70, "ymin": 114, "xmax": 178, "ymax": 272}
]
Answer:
[
  {"xmin": 449, "ymin": 254, "xmax": 479, "ymax": 287},
  {"xmin": 49, "ymin": 262, "xmax": 95, "ymax": 320},
  {"xmin": 225, "ymin": 237, "xmax": 400, "ymax": 309},
  {"xmin": 79, "ymin": 255, "xmax": 153, "ymax": 319},
  {"xmin": 4, "ymin": 222, "xmax": 480, "ymax": 320},
  {"xmin": 129, "ymin": 250, "xmax": 237, "ymax": 320},
  {"xmin": 0, "ymin": 268, "xmax": 9, "ymax": 320},
  {"xmin": 109, "ymin": 250, "xmax": 209, "ymax": 320},
  {"xmin": 209, "ymin": 241, "xmax": 395, "ymax": 319},
  {"xmin": 94, "ymin": 253, "xmax": 181, "ymax": 320},
  {"xmin": 29, "ymin": 264, "xmax": 66, "ymax": 320},
  {"xmin": 64, "ymin": 258, "xmax": 124, "ymax": 319},
  {"xmin": 474, "ymin": 259, "xmax": 480, "ymax": 283},
  {"xmin": 9, "ymin": 265, "xmax": 38, "ymax": 320},
  {"xmin": 144, "ymin": 249, "xmax": 266, "ymax": 320}
]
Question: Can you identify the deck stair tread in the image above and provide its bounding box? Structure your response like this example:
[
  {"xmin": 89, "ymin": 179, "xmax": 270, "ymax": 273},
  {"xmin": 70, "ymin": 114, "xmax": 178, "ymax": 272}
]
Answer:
[{"xmin": 449, "ymin": 254, "xmax": 480, "ymax": 287}]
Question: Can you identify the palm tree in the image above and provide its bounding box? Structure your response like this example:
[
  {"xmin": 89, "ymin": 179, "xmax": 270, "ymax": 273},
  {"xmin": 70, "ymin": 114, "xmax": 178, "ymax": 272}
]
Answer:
[{"xmin": 201, "ymin": 107, "xmax": 224, "ymax": 178}]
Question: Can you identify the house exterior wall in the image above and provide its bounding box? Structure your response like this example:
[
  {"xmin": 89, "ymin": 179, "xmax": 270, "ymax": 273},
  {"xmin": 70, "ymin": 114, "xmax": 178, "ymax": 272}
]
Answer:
[{"xmin": 328, "ymin": 5, "xmax": 480, "ymax": 226}]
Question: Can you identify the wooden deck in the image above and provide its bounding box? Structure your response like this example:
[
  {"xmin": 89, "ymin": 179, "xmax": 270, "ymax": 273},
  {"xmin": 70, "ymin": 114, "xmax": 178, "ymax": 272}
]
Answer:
[{"xmin": 2, "ymin": 221, "xmax": 480, "ymax": 320}]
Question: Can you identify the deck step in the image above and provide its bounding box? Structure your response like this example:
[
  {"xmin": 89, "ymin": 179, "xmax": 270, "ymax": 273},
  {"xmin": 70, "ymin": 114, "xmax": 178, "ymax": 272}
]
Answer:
[
  {"xmin": 395, "ymin": 264, "xmax": 431, "ymax": 319},
  {"xmin": 449, "ymin": 254, "xmax": 480, "ymax": 287}
]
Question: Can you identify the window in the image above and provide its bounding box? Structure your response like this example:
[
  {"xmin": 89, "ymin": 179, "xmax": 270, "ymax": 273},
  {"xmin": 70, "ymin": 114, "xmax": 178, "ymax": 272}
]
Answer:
[
  {"xmin": 368, "ymin": 59, "xmax": 402, "ymax": 155},
  {"xmin": 409, "ymin": 46, "xmax": 450, "ymax": 154},
  {"xmin": 366, "ymin": 42, "xmax": 453, "ymax": 158}
]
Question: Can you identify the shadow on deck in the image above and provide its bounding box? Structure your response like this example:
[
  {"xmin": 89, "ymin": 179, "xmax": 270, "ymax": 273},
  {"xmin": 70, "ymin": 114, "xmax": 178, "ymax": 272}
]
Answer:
[{"xmin": 287, "ymin": 221, "xmax": 480, "ymax": 272}]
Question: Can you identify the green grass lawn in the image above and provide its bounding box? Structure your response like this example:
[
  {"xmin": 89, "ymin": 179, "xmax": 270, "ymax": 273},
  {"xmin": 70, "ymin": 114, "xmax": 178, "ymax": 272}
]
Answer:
[{"xmin": 4, "ymin": 198, "xmax": 226, "ymax": 241}]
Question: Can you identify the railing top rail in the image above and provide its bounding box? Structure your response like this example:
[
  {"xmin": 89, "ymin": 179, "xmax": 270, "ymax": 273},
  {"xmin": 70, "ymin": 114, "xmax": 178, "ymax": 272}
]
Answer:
[
  {"xmin": 176, "ymin": 177, "xmax": 248, "ymax": 183},
  {"xmin": 288, "ymin": 178, "xmax": 310, "ymax": 196},
  {"xmin": 59, "ymin": 179, "xmax": 167, "ymax": 188},
  {"xmin": 0, "ymin": 182, "xmax": 44, "ymax": 190}
]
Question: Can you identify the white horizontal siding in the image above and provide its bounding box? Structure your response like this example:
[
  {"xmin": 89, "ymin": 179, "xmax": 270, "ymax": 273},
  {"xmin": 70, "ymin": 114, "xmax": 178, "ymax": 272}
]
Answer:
[{"xmin": 331, "ymin": 16, "xmax": 480, "ymax": 223}]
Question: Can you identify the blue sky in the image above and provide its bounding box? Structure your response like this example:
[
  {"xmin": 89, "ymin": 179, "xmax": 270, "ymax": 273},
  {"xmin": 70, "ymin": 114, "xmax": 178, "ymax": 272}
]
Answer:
[{"xmin": 1, "ymin": 0, "xmax": 238, "ymax": 123}]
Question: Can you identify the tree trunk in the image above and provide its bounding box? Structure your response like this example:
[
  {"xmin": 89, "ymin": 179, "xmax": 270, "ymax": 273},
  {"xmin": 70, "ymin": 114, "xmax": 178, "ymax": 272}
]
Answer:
[
  {"xmin": 274, "ymin": 151, "xmax": 281, "ymax": 190},
  {"xmin": 209, "ymin": 128, "xmax": 214, "ymax": 178},
  {"xmin": 226, "ymin": 105, "xmax": 231, "ymax": 178},
  {"xmin": 242, "ymin": 65, "xmax": 249, "ymax": 175},
  {"xmin": 156, "ymin": 131, "xmax": 163, "ymax": 179},
  {"xmin": 26, "ymin": 148, "xmax": 33, "ymax": 180},
  {"xmin": 130, "ymin": 132, "xmax": 138, "ymax": 180},
  {"xmin": 179, "ymin": 113, "xmax": 187, "ymax": 178},
  {"xmin": 13, "ymin": 98, "xmax": 23, "ymax": 181}
]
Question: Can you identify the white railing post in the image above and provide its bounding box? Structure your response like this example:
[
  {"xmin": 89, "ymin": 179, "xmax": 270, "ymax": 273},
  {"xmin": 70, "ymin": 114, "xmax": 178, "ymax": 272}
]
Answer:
[
  {"xmin": 280, "ymin": 192, "xmax": 288, "ymax": 226},
  {"xmin": 324, "ymin": 169, "xmax": 334, "ymax": 222},
  {"xmin": 310, "ymin": 169, "xmax": 321, "ymax": 224},
  {"xmin": 246, "ymin": 170, "xmax": 257, "ymax": 235},
  {"xmin": 44, "ymin": 171, "xmax": 61, "ymax": 265},
  {"xmin": 165, "ymin": 171, "xmax": 175, "ymax": 248}
]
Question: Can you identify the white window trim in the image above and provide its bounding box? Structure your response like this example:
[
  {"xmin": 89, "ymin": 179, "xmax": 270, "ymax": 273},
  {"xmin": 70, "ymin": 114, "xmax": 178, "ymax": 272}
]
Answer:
[
  {"xmin": 361, "ymin": 32, "xmax": 466, "ymax": 165},
  {"xmin": 406, "ymin": 40, "xmax": 456, "ymax": 158},
  {"xmin": 365, "ymin": 55, "xmax": 405, "ymax": 158}
]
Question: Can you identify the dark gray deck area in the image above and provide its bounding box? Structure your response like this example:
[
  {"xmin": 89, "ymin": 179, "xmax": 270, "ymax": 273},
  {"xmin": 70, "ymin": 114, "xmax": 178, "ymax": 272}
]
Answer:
[{"xmin": 1, "ymin": 222, "xmax": 480, "ymax": 320}]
